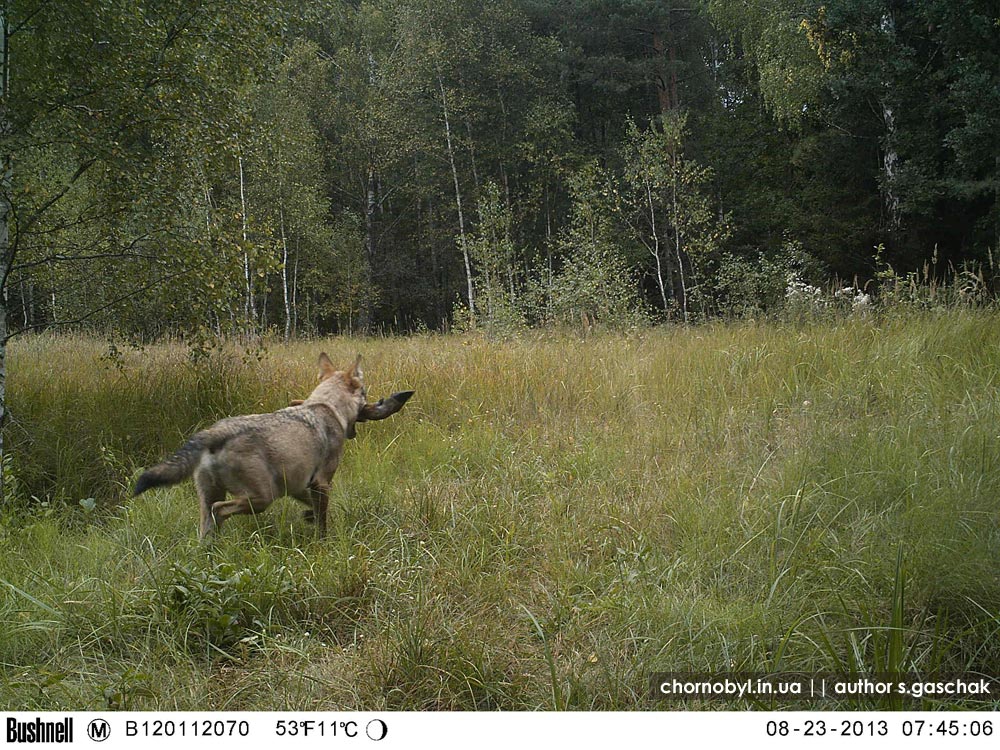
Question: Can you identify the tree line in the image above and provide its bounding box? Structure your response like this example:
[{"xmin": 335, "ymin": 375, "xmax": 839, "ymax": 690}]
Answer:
[{"xmin": 3, "ymin": 0, "xmax": 998, "ymax": 343}]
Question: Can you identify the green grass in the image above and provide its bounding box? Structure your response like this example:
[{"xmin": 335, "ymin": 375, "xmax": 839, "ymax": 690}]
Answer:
[{"xmin": 2, "ymin": 311, "xmax": 999, "ymax": 709}]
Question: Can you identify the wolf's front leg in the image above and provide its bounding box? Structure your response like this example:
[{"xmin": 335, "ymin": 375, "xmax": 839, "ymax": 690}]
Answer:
[{"xmin": 309, "ymin": 483, "xmax": 330, "ymax": 536}]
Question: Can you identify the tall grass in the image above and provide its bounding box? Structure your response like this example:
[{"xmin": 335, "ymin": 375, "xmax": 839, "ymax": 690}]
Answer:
[{"xmin": 1, "ymin": 311, "xmax": 999, "ymax": 709}]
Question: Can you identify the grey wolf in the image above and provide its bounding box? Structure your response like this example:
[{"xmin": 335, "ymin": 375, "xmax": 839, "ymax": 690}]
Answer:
[{"xmin": 133, "ymin": 353, "xmax": 413, "ymax": 539}]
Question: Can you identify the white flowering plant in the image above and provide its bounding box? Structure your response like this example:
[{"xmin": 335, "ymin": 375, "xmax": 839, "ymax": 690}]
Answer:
[{"xmin": 783, "ymin": 273, "xmax": 872, "ymax": 319}]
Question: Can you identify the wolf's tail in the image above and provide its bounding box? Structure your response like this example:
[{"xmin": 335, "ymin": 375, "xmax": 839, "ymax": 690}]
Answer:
[{"xmin": 133, "ymin": 434, "xmax": 207, "ymax": 496}]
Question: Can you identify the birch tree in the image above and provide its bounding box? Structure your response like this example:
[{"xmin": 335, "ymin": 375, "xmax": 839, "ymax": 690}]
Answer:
[
  {"xmin": 0, "ymin": 0, "xmax": 281, "ymax": 503},
  {"xmin": 620, "ymin": 115, "xmax": 727, "ymax": 320},
  {"xmin": 245, "ymin": 41, "xmax": 335, "ymax": 340}
]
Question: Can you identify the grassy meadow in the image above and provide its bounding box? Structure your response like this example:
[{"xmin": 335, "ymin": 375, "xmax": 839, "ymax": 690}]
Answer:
[{"xmin": 1, "ymin": 311, "xmax": 999, "ymax": 710}]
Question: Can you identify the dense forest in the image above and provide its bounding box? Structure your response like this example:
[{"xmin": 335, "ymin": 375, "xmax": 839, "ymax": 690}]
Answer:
[{"xmin": 3, "ymin": 0, "xmax": 998, "ymax": 340}]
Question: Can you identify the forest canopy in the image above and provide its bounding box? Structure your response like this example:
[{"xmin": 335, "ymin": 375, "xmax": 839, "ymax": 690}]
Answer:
[{"xmin": 2, "ymin": 0, "xmax": 998, "ymax": 338}]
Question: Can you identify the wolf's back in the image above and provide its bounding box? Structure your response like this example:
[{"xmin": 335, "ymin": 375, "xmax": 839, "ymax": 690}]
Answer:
[{"xmin": 133, "ymin": 434, "xmax": 208, "ymax": 496}]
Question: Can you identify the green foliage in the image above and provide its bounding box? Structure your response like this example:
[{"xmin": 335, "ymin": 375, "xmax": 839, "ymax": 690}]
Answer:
[
  {"xmin": 304, "ymin": 212, "xmax": 377, "ymax": 334},
  {"xmin": 703, "ymin": 240, "xmax": 826, "ymax": 318},
  {"xmin": 707, "ymin": 0, "xmax": 827, "ymax": 122},
  {"xmin": 709, "ymin": 253, "xmax": 792, "ymax": 318},
  {"xmin": 464, "ymin": 182, "xmax": 527, "ymax": 337},
  {"xmin": 7, "ymin": 0, "xmax": 289, "ymax": 337},
  {"xmin": 100, "ymin": 670, "xmax": 155, "ymax": 710},
  {"xmin": 165, "ymin": 560, "xmax": 295, "ymax": 650},
  {"xmin": 619, "ymin": 114, "xmax": 730, "ymax": 319},
  {"xmin": 2, "ymin": 0, "xmax": 997, "ymax": 335},
  {"xmin": 874, "ymin": 244, "xmax": 993, "ymax": 310},
  {"xmin": 543, "ymin": 164, "xmax": 646, "ymax": 329}
]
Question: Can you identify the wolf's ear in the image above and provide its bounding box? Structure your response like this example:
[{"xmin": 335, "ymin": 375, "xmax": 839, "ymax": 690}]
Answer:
[
  {"xmin": 318, "ymin": 352, "xmax": 336, "ymax": 380},
  {"xmin": 348, "ymin": 353, "xmax": 363, "ymax": 381}
]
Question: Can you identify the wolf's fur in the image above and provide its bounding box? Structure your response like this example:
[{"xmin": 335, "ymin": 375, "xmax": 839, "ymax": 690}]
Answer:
[{"xmin": 133, "ymin": 353, "xmax": 406, "ymax": 539}]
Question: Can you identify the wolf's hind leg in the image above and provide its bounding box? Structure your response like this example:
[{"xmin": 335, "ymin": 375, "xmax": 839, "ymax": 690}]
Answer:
[
  {"xmin": 210, "ymin": 494, "xmax": 272, "ymax": 530},
  {"xmin": 196, "ymin": 472, "xmax": 226, "ymax": 541},
  {"xmin": 208, "ymin": 467, "xmax": 275, "ymax": 534}
]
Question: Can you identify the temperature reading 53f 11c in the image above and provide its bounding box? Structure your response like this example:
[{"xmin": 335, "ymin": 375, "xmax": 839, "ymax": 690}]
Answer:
[{"xmin": 275, "ymin": 720, "xmax": 357, "ymax": 738}]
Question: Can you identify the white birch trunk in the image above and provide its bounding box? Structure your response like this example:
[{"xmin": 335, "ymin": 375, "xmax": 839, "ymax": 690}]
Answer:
[
  {"xmin": 360, "ymin": 163, "xmax": 376, "ymax": 333},
  {"xmin": 438, "ymin": 75, "xmax": 475, "ymax": 324},
  {"xmin": 280, "ymin": 204, "xmax": 291, "ymax": 342},
  {"xmin": 238, "ymin": 150, "xmax": 256, "ymax": 329},
  {"xmin": 19, "ymin": 275, "xmax": 26, "ymax": 326},
  {"xmin": 880, "ymin": 96, "xmax": 900, "ymax": 232},
  {"xmin": 672, "ymin": 169, "xmax": 688, "ymax": 323},
  {"xmin": 880, "ymin": 13, "xmax": 901, "ymax": 233},
  {"xmin": 646, "ymin": 178, "xmax": 669, "ymax": 310},
  {"xmin": 465, "ymin": 119, "xmax": 480, "ymax": 198},
  {"xmin": 292, "ymin": 243, "xmax": 299, "ymax": 338}
]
